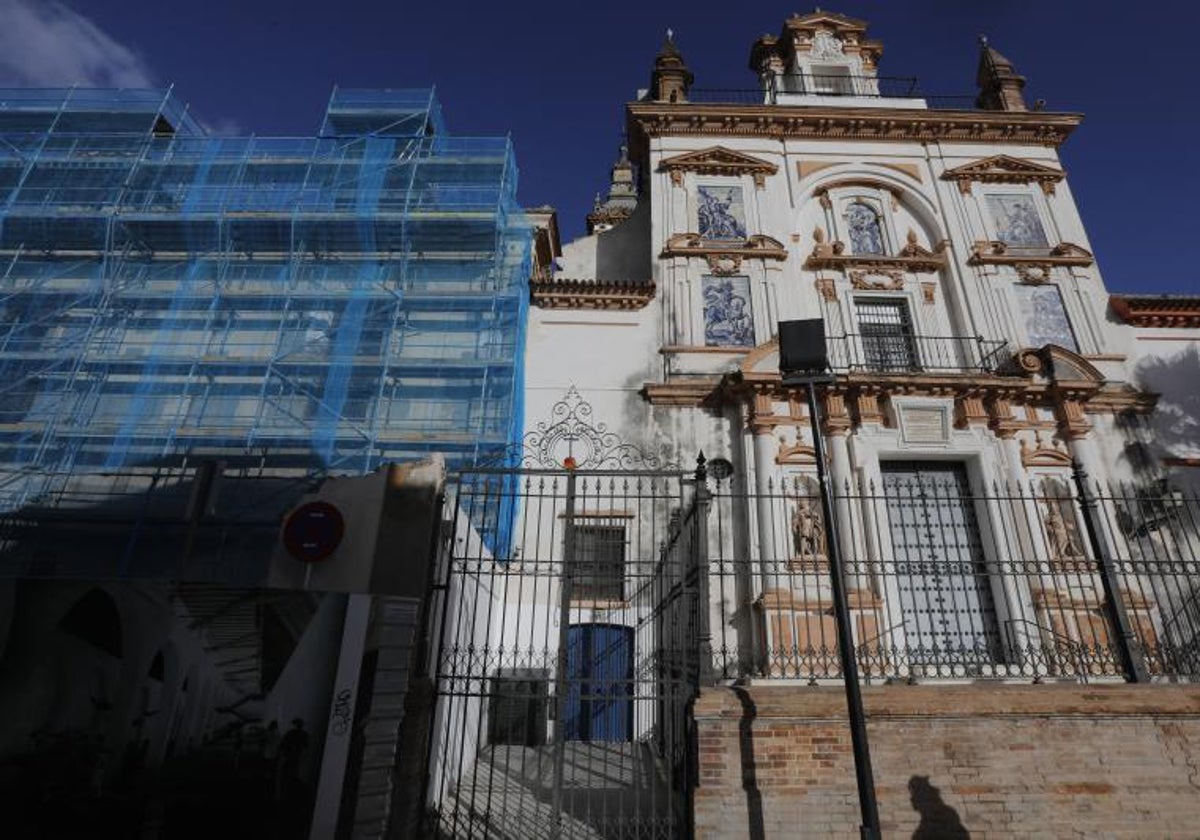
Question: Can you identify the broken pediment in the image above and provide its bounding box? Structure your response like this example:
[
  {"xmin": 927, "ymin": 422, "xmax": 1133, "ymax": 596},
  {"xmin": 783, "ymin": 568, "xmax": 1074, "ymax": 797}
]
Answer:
[
  {"xmin": 739, "ymin": 338, "xmax": 782, "ymax": 379},
  {"xmin": 1043, "ymin": 344, "xmax": 1105, "ymax": 386},
  {"xmin": 942, "ymin": 155, "xmax": 1066, "ymax": 195},
  {"xmin": 661, "ymin": 232, "xmax": 787, "ymax": 262},
  {"xmin": 968, "ymin": 239, "xmax": 1093, "ymax": 269},
  {"xmin": 659, "ymin": 147, "xmax": 779, "ymax": 187},
  {"xmin": 806, "ymin": 227, "xmax": 949, "ymax": 274},
  {"xmin": 1020, "ymin": 432, "xmax": 1073, "ymax": 467},
  {"xmin": 1013, "ymin": 345, "xmax": 1105, "ymax": 386}
]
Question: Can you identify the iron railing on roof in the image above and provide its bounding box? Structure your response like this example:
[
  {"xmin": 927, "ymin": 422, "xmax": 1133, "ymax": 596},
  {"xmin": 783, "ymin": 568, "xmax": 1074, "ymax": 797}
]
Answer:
[{"xmin": 687, "ymin": 74, "xmax": 978, "ymax": 108}]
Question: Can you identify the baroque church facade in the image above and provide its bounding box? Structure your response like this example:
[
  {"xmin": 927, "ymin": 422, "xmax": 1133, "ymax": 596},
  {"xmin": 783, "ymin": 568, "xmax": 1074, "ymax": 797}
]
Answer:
[
  {"xmin": 522, "ymin": 9, "xmax": 1172, "ymax": 669},
  {"xmin": 449, "ymin": 11, "xmax": 1200, "ymax": 834}
]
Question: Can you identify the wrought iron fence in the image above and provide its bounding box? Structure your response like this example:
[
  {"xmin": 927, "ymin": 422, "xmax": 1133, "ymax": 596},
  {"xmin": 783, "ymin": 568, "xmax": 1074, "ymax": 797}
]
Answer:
[
  {"xmin": 708, "ymin": 468, "xmax": 1200, "ymax": 684},
  {"xmin": 424, "ymin": 467, "xmax": 705, "ymax": 839},
  {"xmin": 420, "ymin": 455, "xmax": 1200, "ymax": 837}
]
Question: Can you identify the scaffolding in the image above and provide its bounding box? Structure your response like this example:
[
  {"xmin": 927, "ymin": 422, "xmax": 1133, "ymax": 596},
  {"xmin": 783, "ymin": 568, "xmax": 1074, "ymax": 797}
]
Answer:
[{"xmin": 0, "ymin": 87, "xmax": 534, "ymax": 513}]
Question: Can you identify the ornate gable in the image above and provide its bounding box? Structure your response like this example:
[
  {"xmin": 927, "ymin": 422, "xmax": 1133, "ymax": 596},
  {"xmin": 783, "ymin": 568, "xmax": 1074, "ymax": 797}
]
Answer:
[
  {"xmin": 659, "ymin": 147, "xmax": 778, "ymax": 188},
  {"xmin": 942, "ymin": 155, "xmax": 1066, "ymax": 195}
]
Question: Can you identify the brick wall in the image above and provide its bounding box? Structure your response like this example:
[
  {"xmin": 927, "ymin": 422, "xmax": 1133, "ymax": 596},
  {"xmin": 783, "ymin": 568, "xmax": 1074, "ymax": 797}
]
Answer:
[{"xmin": 693, "ymin": 684, "xmax": 1200, "ymax": 838}]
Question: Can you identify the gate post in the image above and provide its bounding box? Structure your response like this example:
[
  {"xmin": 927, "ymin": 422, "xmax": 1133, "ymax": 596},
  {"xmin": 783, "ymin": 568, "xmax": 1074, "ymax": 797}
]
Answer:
[
  {"xmin": 1071, "ymin": 461, "xmax": 1149, "ymax": 683},
  {"xmin": 693, "ymin": 453, "xmax": 716, "ymax": 686},
  {"xmin": 549, "ymin": 468, "xmax": 577, "ymax": 839}
]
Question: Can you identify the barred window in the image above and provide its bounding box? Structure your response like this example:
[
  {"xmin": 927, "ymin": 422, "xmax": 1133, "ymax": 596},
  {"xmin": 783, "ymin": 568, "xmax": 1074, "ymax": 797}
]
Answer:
[
  {"xmin": 856, "ymin": 298, "xmax": 919, "ymax": 372},
  {"xmin": 570, "ymin": 524, "xmax": 625, "ymax": 601}
]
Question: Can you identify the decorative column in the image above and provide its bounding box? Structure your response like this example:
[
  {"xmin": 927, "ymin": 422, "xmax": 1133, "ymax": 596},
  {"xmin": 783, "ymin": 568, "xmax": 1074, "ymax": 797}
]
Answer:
[
  {"xmin": 749, "ymin": 393, "xmax": 805, "ymax": 677},
  {"xmin": 986, "ymin": 394, "xmax": 1044, "ymax": 660},
  {"xmin": 821, "ymin": 390, "xmax": 861, "ymax": 585},
  {"xmin": 749, "ymin": 393, "xmax": 780, "ymax": 595}
]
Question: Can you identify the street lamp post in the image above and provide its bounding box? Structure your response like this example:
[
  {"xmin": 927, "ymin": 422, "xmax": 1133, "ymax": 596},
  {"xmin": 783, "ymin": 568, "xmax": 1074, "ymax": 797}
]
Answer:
[{"xmin": 778, "ymin": 319, "xmax": 881, "ymax": 840}]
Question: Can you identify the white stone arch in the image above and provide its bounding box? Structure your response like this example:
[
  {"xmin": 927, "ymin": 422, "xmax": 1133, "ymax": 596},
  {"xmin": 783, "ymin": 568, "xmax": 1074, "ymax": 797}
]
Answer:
[
  {"xmin": 798, "ymin": 165, "xmax": 945, "ymax": 249},
  {"xmin": 797, "ymin": 165, "xmax": 973, "ymax": 339}
]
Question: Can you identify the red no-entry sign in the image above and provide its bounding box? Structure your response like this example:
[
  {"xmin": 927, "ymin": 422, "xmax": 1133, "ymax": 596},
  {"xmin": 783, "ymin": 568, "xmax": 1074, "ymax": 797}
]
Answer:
[{"xmin": 282, "ymin": 500, "xmax": 346, "ymax": 563}]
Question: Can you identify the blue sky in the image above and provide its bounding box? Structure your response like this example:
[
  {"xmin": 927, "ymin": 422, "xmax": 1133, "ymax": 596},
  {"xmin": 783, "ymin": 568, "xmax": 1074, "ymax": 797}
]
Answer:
[{"xmin": 2, "ymin": 0, "xmax": 1197, "ymax": 293}]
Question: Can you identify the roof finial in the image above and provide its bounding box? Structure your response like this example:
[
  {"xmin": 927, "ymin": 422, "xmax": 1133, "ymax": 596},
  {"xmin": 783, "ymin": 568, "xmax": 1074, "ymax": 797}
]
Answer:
[
  {"xmin": 666, "ymin": 27, "xmax": 674, "ymax": 42},
  {"xmin": 979, "ymin": 34, "xmax": 989, "ymax": 48}
]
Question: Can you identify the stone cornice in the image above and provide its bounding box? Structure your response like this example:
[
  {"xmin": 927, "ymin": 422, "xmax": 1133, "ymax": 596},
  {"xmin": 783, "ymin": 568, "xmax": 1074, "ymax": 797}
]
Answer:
[
  {"xmin": 1110, "ymin": 295, "xmax": 1200, "ymax": 329},
  {"xmin": 642, "ymin": 342, "xmax": 1158, "ymax": 432},
  {"xmin": 642, "ymin": 377, "xmax": 722, "ymax": 406},
  {"xmin": 941, "ymin": 155, "xmax": 1066, "ymax": 195},
  {"xmin": 1084, "ymin": 383, "xmax": 1158, "ymax": 414},
  {"xmin": 531, "ymin": 278, "xmax": 655, "ymax": 310},
  {"xmin": 628, "ymin": 102, "xmax": 1082, "ymax": 147}
]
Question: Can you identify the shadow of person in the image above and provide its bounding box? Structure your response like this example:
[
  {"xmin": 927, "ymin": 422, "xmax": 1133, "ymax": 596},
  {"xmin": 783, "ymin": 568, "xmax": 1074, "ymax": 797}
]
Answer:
[{"xmin": 909, "ymin": 775, "xmax": 969, "ymax": 839}]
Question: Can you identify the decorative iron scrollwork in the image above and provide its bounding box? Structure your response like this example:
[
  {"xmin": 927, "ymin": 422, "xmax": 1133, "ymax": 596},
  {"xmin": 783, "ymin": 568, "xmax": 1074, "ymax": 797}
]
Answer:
[{"xmin": 522, "ymin": 385, "xmax": 664, "ymax": 469}]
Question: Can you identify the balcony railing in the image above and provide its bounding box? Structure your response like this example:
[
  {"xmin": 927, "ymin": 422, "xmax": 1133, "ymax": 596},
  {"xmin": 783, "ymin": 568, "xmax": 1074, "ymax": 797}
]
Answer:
[
  {"xmin": 687, "ymin": 74, "xmax": 977, "ymax": 109},
  {"xmin": 827, "ymin": 334, "xmax": 1010, "ymax": 375}
]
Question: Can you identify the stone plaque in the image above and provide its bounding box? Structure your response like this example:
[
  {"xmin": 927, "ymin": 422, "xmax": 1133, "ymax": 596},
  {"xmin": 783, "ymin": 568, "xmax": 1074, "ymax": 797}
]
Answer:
[{"xmin": 900, "ymin": 405, "xmax": 950, "ymax": 444}]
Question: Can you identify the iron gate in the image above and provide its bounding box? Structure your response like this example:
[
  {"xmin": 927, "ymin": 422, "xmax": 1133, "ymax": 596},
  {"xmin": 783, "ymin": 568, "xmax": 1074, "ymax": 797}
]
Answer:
[{"xmin": 423, "ymin": 465, "xmax": 709, "ymax": 839}]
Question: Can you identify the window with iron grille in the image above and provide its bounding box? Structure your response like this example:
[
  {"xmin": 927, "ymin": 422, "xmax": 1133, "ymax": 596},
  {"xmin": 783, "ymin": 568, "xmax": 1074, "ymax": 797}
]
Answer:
[
  {"xmin": 856, "ymin": 298, "xmax": 920, "ymax": 372},
  {"xmin": 570, "ymin": 524, "xmax": 625, "ymax": 601}
]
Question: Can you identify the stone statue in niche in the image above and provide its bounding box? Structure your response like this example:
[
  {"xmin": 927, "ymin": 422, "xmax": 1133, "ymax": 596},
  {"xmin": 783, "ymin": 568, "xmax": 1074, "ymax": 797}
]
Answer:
[
  {"xmin": 791, "ymin": 495, "xmax": 826, "ymax": 559},
  {"xmin": 844, "ymin": 202, "xmax": 884, "ymax": 255},
  {"xmin": 1042, "ymin": 496, "xmax": 1084, "ymax": 562}
]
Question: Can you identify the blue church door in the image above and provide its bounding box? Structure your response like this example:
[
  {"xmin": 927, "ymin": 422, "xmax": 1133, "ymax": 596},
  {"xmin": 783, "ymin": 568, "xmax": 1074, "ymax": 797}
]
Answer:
[{"xmin": 564, "ymin": 624, "xmax": 633, "ymax": 742}]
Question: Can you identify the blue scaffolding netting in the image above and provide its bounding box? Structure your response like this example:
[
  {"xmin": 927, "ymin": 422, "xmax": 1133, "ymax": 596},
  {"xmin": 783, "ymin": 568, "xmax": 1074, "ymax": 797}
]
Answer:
[{"xmin": 0, "ymin": 87, "xmax": 534, "ymax": 517}]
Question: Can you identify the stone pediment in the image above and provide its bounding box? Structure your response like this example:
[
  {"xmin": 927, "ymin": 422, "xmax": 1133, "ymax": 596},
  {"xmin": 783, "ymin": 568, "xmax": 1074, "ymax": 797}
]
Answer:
[
  {"xmin": 785, "ymin": 10, "xmax": 869, "ymax": 31},
  {"xmin": 659, "ymin": 147, "xmax": 778, "ymax": 187},
  {"xmin": 942, "ymin": 155, "xmax": 1066, "ymax": 195}
]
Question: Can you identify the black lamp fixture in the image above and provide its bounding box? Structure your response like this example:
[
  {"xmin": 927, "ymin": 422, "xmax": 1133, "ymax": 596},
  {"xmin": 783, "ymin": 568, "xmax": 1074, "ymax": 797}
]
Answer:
[{"xmin": 777, "ymin": 318, "xmax": 833, "ymax": 384}]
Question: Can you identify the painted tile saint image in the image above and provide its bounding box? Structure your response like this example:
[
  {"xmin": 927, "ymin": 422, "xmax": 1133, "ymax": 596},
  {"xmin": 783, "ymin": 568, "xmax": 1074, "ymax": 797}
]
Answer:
[
  {"xmin": 703, "ymin": 276, "xmax": 754, "ymax": 346},
  {"xmin": 1016, "ymin": 284, "xmax": 1078, "ymax": 351},
  {"xmin": 697, "ymin": 185, "xmax": 747, "ymax": 240},
  {"xmin": 987, "ymin": 194, "xmax": 1048, "ymax": 247}
]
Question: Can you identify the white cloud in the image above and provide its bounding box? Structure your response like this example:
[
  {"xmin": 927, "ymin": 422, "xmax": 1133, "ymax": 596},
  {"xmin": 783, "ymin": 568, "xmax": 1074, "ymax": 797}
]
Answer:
[{"xmin": 0, "ymin": 0, "xmax": 155, "ymax": 88}]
